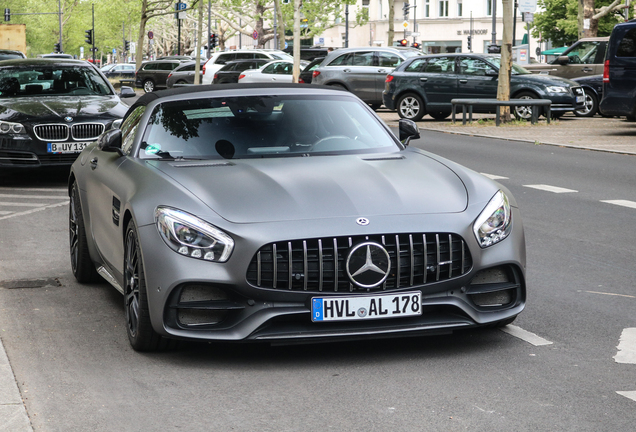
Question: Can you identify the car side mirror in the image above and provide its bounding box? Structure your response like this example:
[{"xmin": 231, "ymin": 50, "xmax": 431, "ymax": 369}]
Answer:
[
  {"xmin": 486, "ymin": 70, "xmax": 499, "ymax": 77},
  {"xmin": 398, "ymin": 119, "xmax": 420, "ymax": 146},
  {"xmin": 97, "ymin": 129, "xmax": 123, "ymax": 155},
  {"xmin": 119, "ymin": 86, "xmax": 136, "ymax": 98},
  {"xmin": 556, "ymin": 55, "xmax": 570, "ymax": 65}
]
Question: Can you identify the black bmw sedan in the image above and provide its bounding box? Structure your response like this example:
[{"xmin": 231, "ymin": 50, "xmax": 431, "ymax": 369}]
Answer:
[{"xmin": 0, "ymin": 59, "xmax": 132, "ymax": 169}]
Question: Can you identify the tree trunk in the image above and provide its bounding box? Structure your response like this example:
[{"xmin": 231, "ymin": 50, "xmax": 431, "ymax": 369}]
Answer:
[
  {"xmin": 293, "ymin": 0, "xmax": 301, "ymax": 82},
  {"xmin": 497, "ymin": 0, "xmax": 513, "ymax": 122},
  {"xmin": 136, "ymin": 0, "xmax": 149, "ymax": 72},
  {"xmin": 274, "ymin": 0, "xmax": 285, "ymax": 50},
  {"xmin": 579, "ymin": 0, "xmax": 598, "ymax": 38},
  {"xmin": 194, "ymin": 0, "xmax": 203, "ymax": 84},
  {"xmin": 388, "ymin": 0, "xmax": 395, "ymax": 47}
]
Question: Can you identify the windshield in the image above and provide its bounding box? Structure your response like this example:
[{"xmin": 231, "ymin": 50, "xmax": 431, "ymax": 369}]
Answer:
[
  {"xmin": 487, "ymin": 57, "xmax": 532, "ymax": 74},
  {"xmin": 140, "ymin": 95, "xmax": 400, "ymax": 160},
  {"xmin": 270, "ymin": 52, "xmax": 293, "ymax": 61},
  {"xmin": 0, "ymin": 65, "xmax": 112, "ymax": 97},
  {"xmin": 401, "ymin": 50, "xmax": 422, "ymax": 58}
]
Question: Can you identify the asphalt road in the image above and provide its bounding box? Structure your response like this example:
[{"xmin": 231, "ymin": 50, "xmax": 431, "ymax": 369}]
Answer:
[{"xmin": 1, "ymin": 131, "xmax": 635, "ymax": 431}]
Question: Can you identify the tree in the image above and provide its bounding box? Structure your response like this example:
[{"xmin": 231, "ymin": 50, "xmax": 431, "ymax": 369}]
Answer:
[
  {"xmin": 497, "ymin": 0, "xmax": 514, "ymax": 122},
  {"xmin": 388, "ymin": 0, "xmax": 395, "ymax": 47}
]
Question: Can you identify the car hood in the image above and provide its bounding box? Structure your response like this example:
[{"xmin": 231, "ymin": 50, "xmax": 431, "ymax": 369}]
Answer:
[
  {"xmin": 514, "ymin": 73, "xmax": 578, "ymax": 87},
  {"xmin": 0, "ymin": 95, "xmax": 127, "ymax": 122},
  {"xmin": 151, "ymin": 151, "xmax": 469, "ymax": 224}
]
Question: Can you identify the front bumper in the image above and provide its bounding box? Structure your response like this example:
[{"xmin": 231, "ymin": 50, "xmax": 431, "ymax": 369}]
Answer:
[
  {"xmin": 0, "ymin": 135, "xmax": 84, "ymax": 168},
  {"xmin": 135, "ymin": 208, "xmax": 527, "ymax": 344}
]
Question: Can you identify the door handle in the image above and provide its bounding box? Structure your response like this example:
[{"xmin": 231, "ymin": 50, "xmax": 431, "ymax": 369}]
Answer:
[
  {"xmin": 343, "ymin": 69, "xmax": 351, "ymax": 73},
  {"xmin": 459, "ymin": 79, "xmax": 468, "ymax": 84},
  {"xmin": 90, "ymin": 157, "xmax": 98, "ymax": 170},
  {"xmin": 582, "ymin": 67, "xmax": 593, "ymax": 72},
  {"xmin": 378, "ymin": 69, "xmax": 386, "ymax": 73},
  {"xmin": 419, "ymin": 77, "xmax": 428, "ymax": 82}
]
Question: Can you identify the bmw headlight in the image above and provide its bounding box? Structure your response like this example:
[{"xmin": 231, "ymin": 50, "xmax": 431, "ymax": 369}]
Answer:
[
  {"xmin": 546, "ymin": 86, "xmax": 567, "ymax": 93},
  {"xmin": 473, "ymin": 190, "xmax": 512, "ymax": 248},
  {"xmin": 155, "ymin": 207, "xmax": 234, "ymax": 262},
  {"xmin": 0, "ymin": 120, "xmax": 26, "ymax": 134}
]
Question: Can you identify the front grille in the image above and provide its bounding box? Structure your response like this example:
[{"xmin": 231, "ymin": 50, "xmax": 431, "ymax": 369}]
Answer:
[
  {"xmin": 247, "ymin": 233, "xmax": 472, "ymax": 292},
  {"xmin": 38, "ymin": 153, "xmax": 80, "ymax": 165},
  {"xmin": 72, "ymin": 123, "xmax": 104, "ymax": 140},
  {"xmin": 33, "ymin": 124, "xmax": 69, "ymax": 141},
  {"xmin": 0, "ymin": 151, "xmax": 38, "ymax": 165}
]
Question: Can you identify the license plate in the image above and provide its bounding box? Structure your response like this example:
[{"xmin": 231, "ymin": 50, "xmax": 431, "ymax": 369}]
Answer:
[
  {"xmin": 576, "ymin": 95, "xmax": 585, "ymax": 103},
  {"xmin": 47, "ymin": 142, "xmax": 91, "ymax": 154},
  {"xmin": 311, "ymin": 291, "xmax": 422, "ymax": 322}
]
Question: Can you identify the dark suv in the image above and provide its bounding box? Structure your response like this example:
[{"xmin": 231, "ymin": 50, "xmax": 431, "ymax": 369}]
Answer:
[
  {"xmin": 383, "ymin": 53, "xmax": 585, "ymax": 121},
  {"xmin": 134, "ymin": 60, "xmax": 182, "ymax": 93},
  {"xmin": 599, "ymin": 20, "xmax": 636, "ymax": 121}
]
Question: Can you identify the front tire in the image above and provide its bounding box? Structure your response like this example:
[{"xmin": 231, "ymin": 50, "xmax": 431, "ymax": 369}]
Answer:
[
  {"xmin": 574, "ymin": 91, "xmax": 598, "ymax": 117},
  {"xmin": 397, "ymin": 93, "xmax": 425, "ymax": 121},
  {"xmin": 513, "ymin": 91, "xmax": 538, "ymax": 120},
  {"xmin": 143, "ymin": 79, "xmax": 155, "ymax": 93},
  {"xmin": 69, "ymin": 182, "xmax": 99, "ymax": 283},
  {"xmin": 124, "ymin": 220, "xmax": 165, "ymax": 351}
]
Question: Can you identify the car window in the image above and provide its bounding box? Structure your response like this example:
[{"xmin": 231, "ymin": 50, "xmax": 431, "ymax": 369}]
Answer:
[
  {"xmin": 378, "ymin": 52, "xmax": 402, "ymax": 67},
  {"xmin": 458, "ymin": 58, "xmax": 496, "ymax": 75},
  {"xmin": 329, "ymin": 53, "xmax": 352, "ymax": 66},
  {"xmin": 179, "ymin": 64, "xmax": 196, "ymax": 72},
  {"xmin": 617, "ymin": 29, "xmax": 636, "ymax": 57},
  {"xmin": 124, "ymin": 65, "xmax": 135, "ymax": 71},
  {"xmin": 423, "ymin": 57, "xmax": 455, "ymax": 73},
  {"xmin": 140, "ymin": 95, "xmax": 400, "ymax": 161},
  {"xmin": 353, "ymin": 52, "xmax": 374, "ymax": 66},
  {"xmin": 254, "ymin": 53, "xmax": 270, "ymax": 59},
  {"xmin": 143, "ymin": 63, "xmax": 157, "ymax": 71},
  {"xmin": 564, "ymin": 41, "xmax": 600, "ymax": 64},
  {"xmin": 236, "ymin": 53, "xmax": 254, "ymax": 60},
  {"xmin": 0, "ymin": 65, "xmax": 112, "ymax": 97},
  {"xmin": 274, "ymin": 63, "xmax": 292, "ymax": 74},
  {"xmin": 216, "ymin": 53, "xmax": 234, "ymax": 64},
  {"xmin": 121, "ymin": 106, "xmax": 146, "ymax": 156},
  {"xmin": 405, "ymin": 59, "xmax": 427, "ymax": 72},
  {"xmin": 262, "ymin": 63, "xmax": 277, "ymax": 74}
]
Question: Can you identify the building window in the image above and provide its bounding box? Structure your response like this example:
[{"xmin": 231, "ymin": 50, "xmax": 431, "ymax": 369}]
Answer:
[
  {"xmin": 439, "ymin": 0, "xmax": 449, "ymax": 16},
  {"xmin": 425, "ymin": 0, "xmax": 430, "ymax": 17},
  {"xmin": 362, "ymin": 0, "xmax": 370, "ymax": 6},
  {"xmin": 457, "ymin": 0, "xmax": 463, "ymax": 16},
  {"xmin": 486, "ymin": 0, "xmax": 492, "ymax": 16},
  {"xmin": 378, "ymin": 0, "xmax": 383, "ymax": 19}
]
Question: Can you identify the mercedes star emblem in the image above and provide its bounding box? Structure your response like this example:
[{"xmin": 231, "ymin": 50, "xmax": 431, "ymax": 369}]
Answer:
[
  {"xmin": 356, "ymin": 217, "xmax": 370, "ymax": 226},
  {"xmin": 346, "ymin": 241, "xmax": 391, "ymax": 289}
]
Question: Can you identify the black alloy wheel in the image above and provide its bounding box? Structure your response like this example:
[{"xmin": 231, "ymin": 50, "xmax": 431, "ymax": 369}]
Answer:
[
  {"xmin": 397, "ymin": 93, "xmax": 425, "ymax": 121},
  {"xmin": 143, "ymin": 79, "xmax": 155, "ymax": 93},
  {"xmin": 574, "ymin": 90, "xmax": 598, "ymax": 117},
  {"xmin": 124, "ymin": 220, "xmax": 165, "ymax": 351},
  {"xmin": 69, "ymin": 182, "xmax": 99, "ymax": 283}
]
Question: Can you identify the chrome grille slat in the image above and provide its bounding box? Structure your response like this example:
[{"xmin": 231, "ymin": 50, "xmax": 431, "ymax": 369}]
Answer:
[
  {"xmin": 71, "ymin": 123, "xmax": 104, "ymax": 140},
  {"xmin": 247, "ymin": 233, "xmax": 473, "ymax": 293},
  {"xmin": 33, "ymin": 124, "xmax": 69, "ymax": 142}
]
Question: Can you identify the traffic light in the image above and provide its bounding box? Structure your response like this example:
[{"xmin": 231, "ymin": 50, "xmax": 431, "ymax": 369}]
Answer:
[
  {"xmin": 210, "ymin": 33, "xmax": 217, "ymax": 49},
  {"xmin": 399, "ymin": 39, "xmax": 408, "ymax": 47},
  {"xmin": 467, "ymin": 35, "xmax": 472, "ymax": 52},
  {"xmin": 85, "ymin": 29, "xmax": 93, "ymax": 45},
  {"xmin": 412, "ymin": 42, "xmax": 420, "ymax": 49},
  {"xmin": 124, "ymin": 40, "xmax": 130, "ymax": 52},
  {"xmin": 403, "ymin": 2, "xmax": 410, "ymax": 17},
  {"xmin": 54, "ymin": 42, "xmax": 61, "ymax": 53},
  {"xmin": 4, "ymin": 8, "xmax": 9, "ymax": 22}
]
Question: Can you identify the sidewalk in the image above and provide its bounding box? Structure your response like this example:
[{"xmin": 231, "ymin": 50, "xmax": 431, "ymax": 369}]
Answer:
[{"xmin": 377, "ymin": 111, "xmax": 636, "ymax": 156}]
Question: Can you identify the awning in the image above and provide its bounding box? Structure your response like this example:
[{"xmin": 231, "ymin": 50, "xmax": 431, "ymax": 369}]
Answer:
[{"xmin": 541, "ymin": 46, "xmax": 568, "ymax": 55}]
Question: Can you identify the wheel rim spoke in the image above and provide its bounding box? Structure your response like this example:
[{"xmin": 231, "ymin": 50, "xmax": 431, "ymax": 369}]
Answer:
[{"xmin": 124, "ymin": 230, "xmax": 141, "ymax": 337}]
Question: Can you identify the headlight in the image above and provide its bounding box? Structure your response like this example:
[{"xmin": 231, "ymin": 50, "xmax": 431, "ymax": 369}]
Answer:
[
  {"xmin": 473, "ymin": 190, "xmax": 512, "ymax": 248},
  {"xmin": 545, "ymin": 86, "xmax": 567, "ymax": 93},
  {"xmin": 0, "ymin": 120, "xmax": 26, "ymax": 134},
  {"xmin": 155, "ymin": 207, "xmax": 234, "ymax": 262}
]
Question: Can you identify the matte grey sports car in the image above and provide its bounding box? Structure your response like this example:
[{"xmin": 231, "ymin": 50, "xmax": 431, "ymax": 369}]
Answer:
[{"xmin": 69, "ymin": 83, "xmax": 526, "ymax": 351}]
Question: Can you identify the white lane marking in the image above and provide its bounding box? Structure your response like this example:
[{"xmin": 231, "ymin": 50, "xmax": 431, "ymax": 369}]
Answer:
[
  {"xmin": 500, "ymin": 325, "xmax": 554, "ymax": 346},
  {"xmin": 0, "ymin": 202, "xmax": 48, "ymax": 207},
  {"xmin": 617, "ymin": 391, "xmax": 636, "ymax": 402},
  {"xmin": 480, "ymin": 173, "xmax": 509, "ymax": 180},
  {"xmin": 0, "ymin": 211, "xmax": 12, "ymax": 215},
  {"xmin": 0, "ymin": 201, "xmax": 68, "ymax": 221},
  {"xmin": 0, "ymin": 187, "xmax": 66, "ymax": 192},
  {"xmin": 584, "ymin": 290, "xmax": 636, "ymax": 299},
  {"xmin": 601, "ymin": 200, "xmax": 636, "ymax": 209},
  {"xmin": 523, "ymin": 184, "xmax": 578, "ymax": 194},
  {"xmin": 0, "ymin": 194, "xmax": 68, "ymax": 200},
  {"xmin": 614, "ymin": 328, "xmax": 636, "ymax": 364}
]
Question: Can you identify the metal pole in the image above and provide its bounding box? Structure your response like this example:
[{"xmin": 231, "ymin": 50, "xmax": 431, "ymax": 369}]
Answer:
[
  {"xmin": 92, "ymin": 4, "xmax": 95, "ymax": 63},
  {"xmin": 239, "ymin": 19, "xmax": 242, "ymax": 48},
  {"xmin": 274, "ymin": 1, "xmax": 278, "ymax": 50},
  {"xmin": 207, "ymin": 0, "xmax": 211, "ymax": 58},
  {"xmin": 345, "ymin": 4, "xmax": 349, "ymax": 48},
  {"xmin": 58, "ymin": 0, "xmax": 62, "ymax": 52},
  {"xmin": 470, "ymin": 12, "xmax": 473, "ymax": 53},
  {"xmin": 122, "ymin": 22, "xmax": 125, "ymax": 62},
  {"xmin": 491, "ymin": 0, "xmax": 497, "ymax": 46},
  {"xmin": 413, "ymin": 3, "xmax": 417, "ymax": 45},
  {"xmin": 178, "ymin": 16, "xmax": 181, "ymax": 55},
  {"xmin": 512, "ymin": 0, "xmax": 517, "ymax": 47}
]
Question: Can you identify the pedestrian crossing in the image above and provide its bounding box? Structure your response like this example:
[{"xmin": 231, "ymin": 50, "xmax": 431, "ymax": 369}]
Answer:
[{"xmin": 0, "ymin": 187, "xmax": 69, "ymax": 221}]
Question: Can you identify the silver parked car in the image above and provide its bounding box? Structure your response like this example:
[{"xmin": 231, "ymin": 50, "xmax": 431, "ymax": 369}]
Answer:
[
  {"xmin": 311, "ymin": 47, "xmax": 422, "ymax": 109},
  {"xmin": 69, "ymin": 84, "xmax": 526, "ymax": 351}
]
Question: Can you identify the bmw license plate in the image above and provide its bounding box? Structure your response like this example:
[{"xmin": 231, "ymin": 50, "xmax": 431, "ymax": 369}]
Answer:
[
  {"xmin": 311, "ymin": 292, "xmax": 422, "ymax": 322},
  {"xmin": 47, "ymin": 142, "xmax": 90, "ymax": 154},
  {"xmin": 576, "ymin": 95, "xmax": 585, "ymax": 103}
]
